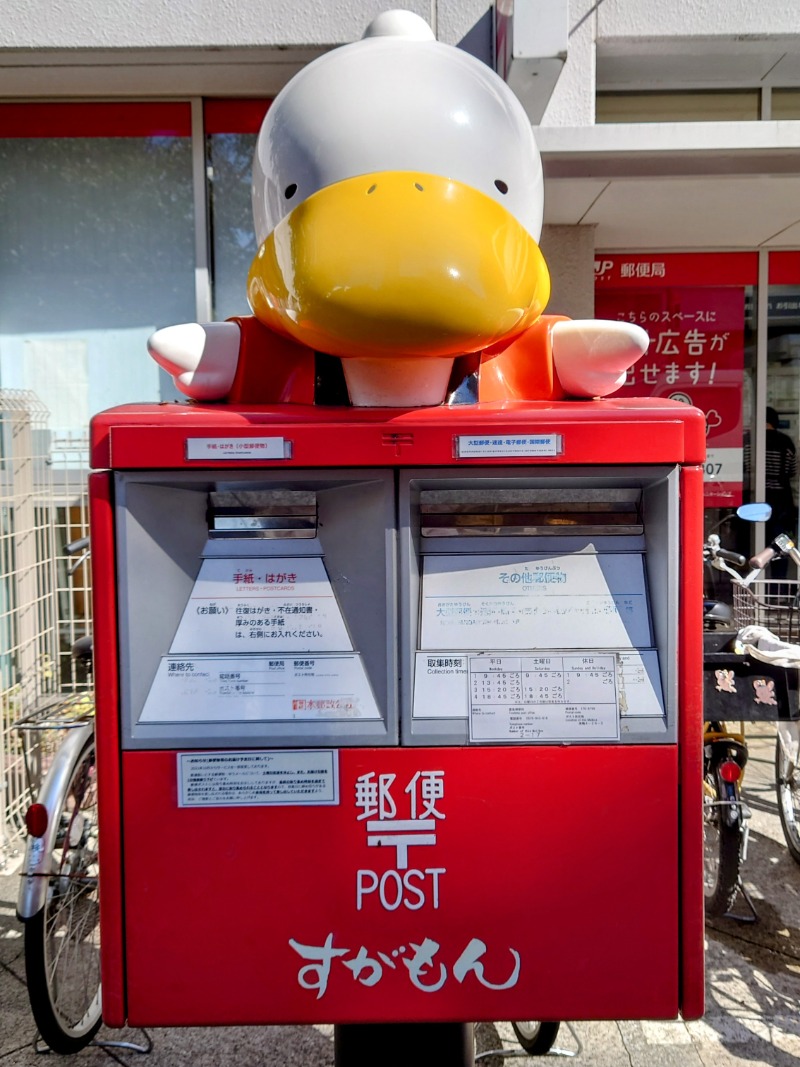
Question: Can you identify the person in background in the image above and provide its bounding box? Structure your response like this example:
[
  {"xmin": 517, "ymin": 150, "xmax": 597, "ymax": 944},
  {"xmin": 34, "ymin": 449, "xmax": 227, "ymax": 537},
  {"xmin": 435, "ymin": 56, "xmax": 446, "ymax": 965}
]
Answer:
[{"xmin": 765, "ymin": 406, "xmax": 798, "ymax": 578}]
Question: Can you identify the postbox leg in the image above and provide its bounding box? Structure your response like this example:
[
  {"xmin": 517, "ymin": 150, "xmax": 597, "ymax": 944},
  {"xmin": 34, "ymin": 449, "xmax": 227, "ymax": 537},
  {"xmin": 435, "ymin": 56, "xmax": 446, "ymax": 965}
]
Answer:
[{"xmin": 333, "ymin": 1022, "xmax": 474, "ymax": 1067}]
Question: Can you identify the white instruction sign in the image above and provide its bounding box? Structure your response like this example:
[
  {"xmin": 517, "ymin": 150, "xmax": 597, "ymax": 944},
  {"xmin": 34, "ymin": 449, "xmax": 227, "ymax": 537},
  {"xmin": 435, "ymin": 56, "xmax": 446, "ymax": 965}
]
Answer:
[
  {"xmin": 421, "ymin": 553, "xmax": 650, "ymax": 650},
  {"xmin": 617, "ymin": 650, "xmax": 664, "ymax": 717},
  {"xmin": 456, "ymin": 434, "xmax": 562, "ymax": 457},
  {"xmin": 468, "ymin": 653, "xmax": 620, "ymax": 742},
  {"xmin": 186, "ymin": 437, "xmax": 290, "ymax": 461},
  {"xmin": 177, "ymin": 749, "xmax": 338, "ymax": 807},
  {"xmin": 170, "ymin": 556, "xmax": 352, "ymax": 654},
  {"xmin": 412, "ymin": 654, "xmax": 470, "ymax": 718},
  {"xmin": 705, "ymin": 447, "xmax": 743, "ymax": 485},
  {"xmin": 141, "ymin": 653, "xmax": 380, "ymax": 723},
  {"xmin": 412, "ymin": 648, "xmax": 663, "ymax": 724}
]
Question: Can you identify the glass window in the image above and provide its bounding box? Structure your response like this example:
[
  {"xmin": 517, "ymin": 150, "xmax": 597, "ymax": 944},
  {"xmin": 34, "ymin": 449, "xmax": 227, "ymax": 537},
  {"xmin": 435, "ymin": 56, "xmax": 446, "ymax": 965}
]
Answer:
[
  {"xmin": 594, "ymin": 252, "xmax": 758, "ymax": 598},
  {"xmin": 772, "ymin": 89, "xmax": 800, "ymax": 120},
  {"xmin": 205, "ymin": 100, "xmax": 271, "ymax": 322},
  {"xmin": 594, "ymin": 252, "xmax": 800, "ymax": 592},
  {"xmin": 766, "ymin": 254, "xmax": 800, "ymax": 547},
  {"xmin": 0, "ymin": 103, "xmax": 196, "ymax": 442},
  {"xmin": 596, "ymin": 90, "xmax": 760, "ymax": 124}
]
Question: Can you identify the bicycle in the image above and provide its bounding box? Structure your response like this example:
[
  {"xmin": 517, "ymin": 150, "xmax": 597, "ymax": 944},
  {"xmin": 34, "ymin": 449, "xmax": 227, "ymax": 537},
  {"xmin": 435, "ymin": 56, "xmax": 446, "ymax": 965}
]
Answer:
[
  {"xmin": 701, "ymin": 503, "xmax": 771, "ymax": 918},
  {"xmin": 510, "ymin": 1022, "xmax": 562, "ymax": 1056},
  {"xmin": 704, "ymin": 508, "xmax": 800, "ymax": 913},
  {"xmin": 700, "ymin": 713, "xmax": 749, "ymax": 918},
  {"xmin": 730, "ymin": 540, "xmax": 800, "ymax": 866},
  {"xmin": 14, "ymin": 537, "xmax": 102, "ymax": 1053}
]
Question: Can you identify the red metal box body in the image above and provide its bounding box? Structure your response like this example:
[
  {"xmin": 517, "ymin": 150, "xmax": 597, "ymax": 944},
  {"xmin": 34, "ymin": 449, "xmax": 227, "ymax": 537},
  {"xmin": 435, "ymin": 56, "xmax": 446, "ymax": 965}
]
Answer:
[{"xmin": 89, "ymin": 397, "xmax": 706, "ymax": 1027}]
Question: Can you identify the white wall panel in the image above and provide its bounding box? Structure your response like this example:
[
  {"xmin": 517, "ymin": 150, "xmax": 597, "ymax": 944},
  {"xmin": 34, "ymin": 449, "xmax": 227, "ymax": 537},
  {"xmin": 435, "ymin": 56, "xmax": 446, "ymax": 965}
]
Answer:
[
  {"xmin": 540, "ymin": 224, "xmax": 597, "ymax": 317},
  {"xmin": 0, "ymin": 0, "xmax": 427, "ymax": 50},
  {"xmin": 597, "ymin": 0, "xmax": 800, "ymax": 39},
  {"xmin": 540, "ymin": 0, "xmax": 596, "ymax": 127},
  {"xmin": 438, "ymin": 0, "xmax": 492, "ymax": 59}
]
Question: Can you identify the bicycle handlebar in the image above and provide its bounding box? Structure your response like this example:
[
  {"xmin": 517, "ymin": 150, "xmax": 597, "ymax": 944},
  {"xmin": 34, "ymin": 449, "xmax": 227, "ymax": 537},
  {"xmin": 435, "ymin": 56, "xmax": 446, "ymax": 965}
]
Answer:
[
  {"xmin": 748, "ymin": 546, "xmax": 777, "ymax": 570},
  {"xmin": 716, "ymin": 548, "xmax": 747, "ymax": 566},
  {"xmin": 65, "ymin": 536, "xmax": 91, "ymax": 577},
  {"xmin": 704, "ymin": 534, "xmax": 747, "ymax": 574}
]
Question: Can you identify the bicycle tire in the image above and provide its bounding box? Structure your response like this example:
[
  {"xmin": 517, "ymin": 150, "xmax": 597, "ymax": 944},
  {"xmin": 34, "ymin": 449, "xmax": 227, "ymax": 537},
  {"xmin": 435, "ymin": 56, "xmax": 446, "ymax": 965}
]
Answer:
[
  {"xmin": 776, "ymin": 733, "xmax": 800, "ymax": 865},
  {"xmin": 511, "ymin": 1021, "xmax": 561, "ymax": 1055},
  {"xmin": 702, "ymin": 771, "xmax": 742, "ymax": 917},
  {"xmin": 24, "ymin": 735, "xmax": 102, "ymax": 1053}
]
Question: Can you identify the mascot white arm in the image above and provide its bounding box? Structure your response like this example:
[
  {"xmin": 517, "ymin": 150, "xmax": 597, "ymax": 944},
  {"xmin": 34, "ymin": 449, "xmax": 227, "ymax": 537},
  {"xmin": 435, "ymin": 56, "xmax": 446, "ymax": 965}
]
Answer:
[{"xmin": 550, "ymin": 320, "xmax": 648, "ymax": 398}]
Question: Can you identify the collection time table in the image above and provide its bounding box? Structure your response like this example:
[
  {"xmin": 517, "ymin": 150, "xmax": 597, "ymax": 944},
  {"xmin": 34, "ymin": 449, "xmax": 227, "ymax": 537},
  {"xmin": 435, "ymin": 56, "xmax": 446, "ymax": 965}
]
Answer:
[{"xmin": 468, "ymin": 653, "xmax": 620, "ymax": 742}]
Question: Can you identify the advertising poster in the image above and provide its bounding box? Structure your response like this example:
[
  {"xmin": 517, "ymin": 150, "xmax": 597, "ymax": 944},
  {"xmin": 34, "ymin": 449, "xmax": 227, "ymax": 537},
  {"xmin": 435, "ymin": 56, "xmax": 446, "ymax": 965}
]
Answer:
[{"xmin": 595, "ymin": 254, "xmax": 749, "ymax": 507}]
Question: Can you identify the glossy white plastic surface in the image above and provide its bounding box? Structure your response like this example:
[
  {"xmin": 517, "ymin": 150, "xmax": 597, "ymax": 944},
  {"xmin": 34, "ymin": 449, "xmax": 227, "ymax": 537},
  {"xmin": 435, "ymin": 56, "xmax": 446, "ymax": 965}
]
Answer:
[
  {"xmin": 147, "ymin": 322, "xmax": 240, "ymax": 400},
  {"xmin": 551, "ymin": 319, "xmax": 650, "ymax": 398},
  {"xmin": 251, "ymin": 11, "xmax": 544, "ymax": 247}
]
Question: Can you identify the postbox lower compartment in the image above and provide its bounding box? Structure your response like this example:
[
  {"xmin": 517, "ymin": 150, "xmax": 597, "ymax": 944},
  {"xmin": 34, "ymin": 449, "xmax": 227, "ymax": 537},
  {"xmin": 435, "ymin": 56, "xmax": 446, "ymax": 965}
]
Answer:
[{"xmin": 119, "ymin": 745, "xmax": 680, "ymax": 1026}]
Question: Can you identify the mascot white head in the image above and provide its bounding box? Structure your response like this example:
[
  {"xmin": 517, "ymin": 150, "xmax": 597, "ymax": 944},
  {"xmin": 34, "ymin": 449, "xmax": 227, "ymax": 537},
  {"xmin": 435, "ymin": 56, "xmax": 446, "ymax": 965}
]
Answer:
[{"xmin": 247, "ymin": 9, "xmax": 550, "ymax": 404}]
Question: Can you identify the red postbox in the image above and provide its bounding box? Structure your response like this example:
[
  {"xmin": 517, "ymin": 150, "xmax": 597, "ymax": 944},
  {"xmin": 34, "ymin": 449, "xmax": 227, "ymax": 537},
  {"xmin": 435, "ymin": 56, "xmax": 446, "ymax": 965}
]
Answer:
[
  {"xmin": 88, "ymin": 10, "xmax": 707, "ymax": 1060},
  {"xmin": 89, "ymin": 395, "xmax": 706, "ymax": 1045}
]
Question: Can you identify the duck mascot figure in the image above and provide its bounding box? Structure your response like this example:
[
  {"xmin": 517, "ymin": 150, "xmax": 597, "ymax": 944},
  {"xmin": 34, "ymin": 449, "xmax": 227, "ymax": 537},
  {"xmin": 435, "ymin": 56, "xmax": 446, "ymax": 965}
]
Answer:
[{"xmin": 149, "ymin": 9, "xmax": 648, "ymax": 407}]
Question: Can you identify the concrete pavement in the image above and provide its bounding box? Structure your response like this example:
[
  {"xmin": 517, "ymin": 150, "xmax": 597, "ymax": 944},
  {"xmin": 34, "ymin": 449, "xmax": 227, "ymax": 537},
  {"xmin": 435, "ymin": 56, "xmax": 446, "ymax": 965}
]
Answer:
[{"xmin": 2, "ymin": 724, "xmax": 800, "ymax": 1065}]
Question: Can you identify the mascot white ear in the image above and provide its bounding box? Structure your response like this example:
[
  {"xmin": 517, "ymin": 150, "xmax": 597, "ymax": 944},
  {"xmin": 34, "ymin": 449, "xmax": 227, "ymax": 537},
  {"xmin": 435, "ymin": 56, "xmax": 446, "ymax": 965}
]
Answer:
[{"xmin": 362, "ymin": 9, "xmax": 435, "ymax": 39}]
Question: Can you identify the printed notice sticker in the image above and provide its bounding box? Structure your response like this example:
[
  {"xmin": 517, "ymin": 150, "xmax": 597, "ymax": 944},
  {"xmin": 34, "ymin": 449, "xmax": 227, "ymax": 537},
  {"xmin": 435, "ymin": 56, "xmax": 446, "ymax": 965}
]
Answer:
[
  {"xmin": 468, "ymin": 653, "xmax": 620, "ymax": 743},
  {"xmin": 705, "ymin": 447, "xmax": 743, "ymax": 485},
  {"xmin": 421, "ymin": 553, "xmax": 651, "ymax": 651},
  {"xmin": 412, "ymin": 648, "xmax": 664, "ymax": 725},
  {"xmin": 170, "ymin": 556, "xmax": 352, "ymax": 654},
  {"xmin": 456, "ymin": 435, "xmax": 562, "ymax": 458},
  {"xmin": 141, "ymin": 653, "xmax": 381, "ymax": 723},
  {"xmin": 617, "ymin": 650, "xmax": 664, "ymax": 717},
  {"xmin": 412, "ymin": 653, "xmax": 470, "ymax": 718},
  {"xmin": 177, "ymin": 749, "xmax": 339, "ymax": 807},
  {"xmin": 186, "ymin": 437, "xmax": 290, "ymax": 461}
]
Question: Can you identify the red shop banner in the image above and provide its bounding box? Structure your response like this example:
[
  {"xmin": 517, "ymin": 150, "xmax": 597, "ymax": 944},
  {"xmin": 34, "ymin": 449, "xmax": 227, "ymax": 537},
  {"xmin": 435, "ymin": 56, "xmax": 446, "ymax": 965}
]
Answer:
[{"xmin": 596, "ymin": 259, "xmax": 746, "ymax": 508}]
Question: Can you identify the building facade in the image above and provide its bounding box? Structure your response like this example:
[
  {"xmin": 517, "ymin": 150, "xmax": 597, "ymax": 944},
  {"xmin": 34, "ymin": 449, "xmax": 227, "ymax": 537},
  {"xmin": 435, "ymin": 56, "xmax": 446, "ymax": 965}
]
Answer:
[{"xmin": 1, "ymin": 0, "xmax": 799, "ymax": 539}]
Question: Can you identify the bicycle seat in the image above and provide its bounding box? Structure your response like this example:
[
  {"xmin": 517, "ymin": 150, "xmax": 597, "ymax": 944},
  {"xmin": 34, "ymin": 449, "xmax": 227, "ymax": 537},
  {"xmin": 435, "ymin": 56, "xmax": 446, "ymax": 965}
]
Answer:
[{"xmin": 71, "ymin": 635, "xmax": 93, "ymax": 665}]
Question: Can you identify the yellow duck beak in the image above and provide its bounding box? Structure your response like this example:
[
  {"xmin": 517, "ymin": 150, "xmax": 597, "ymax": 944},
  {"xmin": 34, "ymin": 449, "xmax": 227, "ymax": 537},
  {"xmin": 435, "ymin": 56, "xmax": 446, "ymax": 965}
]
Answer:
[{"xmin": 247, "ymin": 171, "xmax": 550, "ymax": 360}]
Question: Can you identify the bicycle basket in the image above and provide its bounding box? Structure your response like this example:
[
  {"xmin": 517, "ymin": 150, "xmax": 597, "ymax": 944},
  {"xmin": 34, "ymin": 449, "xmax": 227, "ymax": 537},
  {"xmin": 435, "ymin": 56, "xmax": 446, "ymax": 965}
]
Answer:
[{"xmin": 732, "ymin": 580, "xmax": 800, "ymax": 643}]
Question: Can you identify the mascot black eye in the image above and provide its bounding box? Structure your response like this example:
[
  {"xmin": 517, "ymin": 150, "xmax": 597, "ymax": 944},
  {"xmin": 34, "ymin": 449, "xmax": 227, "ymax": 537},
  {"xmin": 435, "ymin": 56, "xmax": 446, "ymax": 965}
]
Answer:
[
  {"xmin": 494, "ymin": 180, "xmax": 509, "ymax": 195},
  {"xmin": 284, "ymin": 183, "xmax": 298, "ymax": 199}
]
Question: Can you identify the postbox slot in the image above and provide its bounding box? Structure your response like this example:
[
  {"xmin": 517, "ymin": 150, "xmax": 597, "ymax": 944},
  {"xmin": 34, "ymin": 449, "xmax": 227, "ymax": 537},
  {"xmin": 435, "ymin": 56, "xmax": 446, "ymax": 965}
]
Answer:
[
  {"xmin": 400, "ymin": 467, "xmax": 678, "ymax": 747},
  {"xmin": 419, "ymin": 488, "xmax": 642, "ymax": 537},
  {"xmin": 208, "ymin": 489, "xmax": 318, "ymax": 538},
  {"xmin": 114, "ymin": 470, "xmax": 397, "ymax": 750}
]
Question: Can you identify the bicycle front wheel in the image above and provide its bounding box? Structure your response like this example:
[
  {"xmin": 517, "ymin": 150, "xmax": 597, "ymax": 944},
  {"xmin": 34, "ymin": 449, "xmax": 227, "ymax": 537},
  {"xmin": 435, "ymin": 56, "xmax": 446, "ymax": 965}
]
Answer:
[
  {"xmin": 24, "ymin": 735, "xmax": 102, "ymax": 1053},
  {"xmin": 776, "ymin": 732, "xmax": 800, "ymax": 864},
  {"xmin": 703, "ymin": 772, "xmax": 742, "ymax": 917},
  {"xmin": 511, "ymin": 1021, "xmax": 560, "ymax": 1055}
]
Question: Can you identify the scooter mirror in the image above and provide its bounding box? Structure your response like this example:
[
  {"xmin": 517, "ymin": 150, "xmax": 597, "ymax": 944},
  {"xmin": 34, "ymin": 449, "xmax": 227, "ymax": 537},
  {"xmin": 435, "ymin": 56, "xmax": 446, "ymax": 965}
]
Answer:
[{"xmin": 736, "ymin": 502, "xmax": 772, "ymax": 522}]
